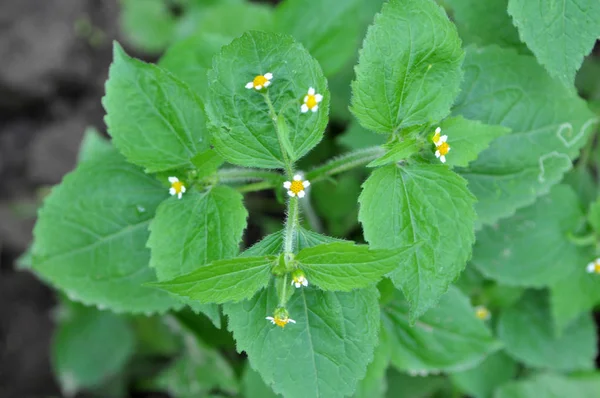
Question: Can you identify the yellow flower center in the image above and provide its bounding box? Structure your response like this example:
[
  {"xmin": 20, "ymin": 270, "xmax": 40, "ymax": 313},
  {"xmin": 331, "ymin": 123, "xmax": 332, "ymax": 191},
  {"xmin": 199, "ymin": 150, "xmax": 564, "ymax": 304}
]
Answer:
[
  {"xmin": 273, "ymin": 316, "xmax": 290, "ymax": 328},
  {"xmin": 594, "ymin": 263, "xmax": 600, "ymax": 274},
  {"xmin": 438, "ymin": 142, "xmax": 450, "ymax": 156},
  {"xmin": 305, "ymin": 94, "xmax": 318, "ymax": 109},
  {"xmin": 171, "ymin": 181, "xmax": 184, "ymax": 194},
  {"xmin": 253, "ymin": 75, "xmax": 268, "ymax": 88},
  {"xmin": 432, "ymin": 132, "xmax": 441, "ymax": 143},
  {"xmin": 475, "ymin": 307, "xmax": 490, "ymax": 320},
  {"xmin": 290, "ymin": 180, "xmax": 304, "ymax": 194}
]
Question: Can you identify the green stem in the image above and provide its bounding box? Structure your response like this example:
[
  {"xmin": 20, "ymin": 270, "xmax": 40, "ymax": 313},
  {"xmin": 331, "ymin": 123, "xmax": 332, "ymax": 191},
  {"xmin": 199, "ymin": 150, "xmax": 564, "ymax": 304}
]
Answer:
[
  {"xmin": 217, "ymin": 168, "xmax": 282, "ymax": 184},
  {"xmin": 305, "ymin": 146, "xmax": 385, "ymax": 182},
  {"xmin": 263, "ymin": 92, "xmax": 294, "ymax": 178},
  {"xmin": 283, "ymin": 197, "xmax": 299, "ymax": 254},
  {"xmin": 567, "ymin": 232, "xmax": 597, "ymax": 247},
  {"xmin": 278, "ymin": 274, "xmax": 289, "ymax": 307},
  {"xmin": 235, "ymin": 181, "xmax": 274, "ymax": 193}
]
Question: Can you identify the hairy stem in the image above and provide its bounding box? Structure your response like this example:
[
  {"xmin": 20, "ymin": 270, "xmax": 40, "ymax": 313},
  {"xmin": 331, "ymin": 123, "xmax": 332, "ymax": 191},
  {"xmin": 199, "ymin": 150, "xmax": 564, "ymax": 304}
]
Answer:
[
  {"xmin": 283, "ymin": 197, "xmax": 299, "ymax": 254},
  {"xmin": 217, "ymin": 168, "xmax": 282, "ymax": 184},
  {"xmin": 263, "ymin": 92, "xmax": 294, "ymax": 178},
  {"xmin": 305, "ymin": 146, "xmax": 385, "ymax": 182}
]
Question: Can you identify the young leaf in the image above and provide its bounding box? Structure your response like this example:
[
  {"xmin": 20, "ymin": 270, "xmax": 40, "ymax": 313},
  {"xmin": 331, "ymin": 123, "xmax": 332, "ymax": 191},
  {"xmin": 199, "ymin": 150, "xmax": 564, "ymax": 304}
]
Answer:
[
  {"xmin": 275, "ymin": 0, "xmax": 363, "ymax": 77},
  {"xmin": 454, "ymin": 46, "xmax": 597, "ymax": 226},
  {"xmin": 359, "ymin": 164, "xmax": 476, "ymax": 321},
  {"xmin": 367, "ymin": 139, "xmax": 419, "ymax": 168},
  {"xmin": 148, "ymin": 256, "xmax": 275, "ymax": 304},
  {"xmin": 103, "ymin": 43, "xmax": 209, "ymax": 173},
  {"xmin": 508, "ymin": 0, "xmax": 600, "ymax": 86},
  {"xmin": 351, "ymin": 0, "xmax": 463, "ymax": 134},
  {"xmin": 148, "ymin": 186, "xmax": 247, "ymax": 281},
  {"xmin": 53, "ymin": 302, "xmax": 135, "ymax": 394},
  {"xmin": 206, "ymin": 31, "xmax": 329, "ymax": 168},
  {"xmin": 449, "ymin": 351, "xmax": 518, "ymax": 398},
  {"xmin": 32, "ymin": 150, "xmax": 181, "ymax": 313},
  {"xmin": 225, "ymin": 231, "xmax": 379, "ymax": 398},
  {"xmin": 120, "ymin": 0, "xmax": 176, "ymax": 53},
  {"xmin": 497, "ymin": 291, "xmax": 597, "ymax": 371},
  {"xmin": 382, "ymin": 287, "xmax": 500, "ymax": 373},
  {"xmin": 437, "ymin": 116, "xmax": 510, "ymax": 167},
  {"xmin": 445, "ymin": 0, "xmax": 527, "ymax": 51},
  {"xmin": 471, "ymin": 185, "xmax": 587, "ymax": 287},
  {"xmin": 495, "ymin": 373, "xmax": 600, "ymax": 398},
  {"xmin": 296, "ymin": 242, "xmax": 419, "ymax": 291},
  {"xmin": 225, "ymin": 285, "xmax": 380, "ymax": 398}
]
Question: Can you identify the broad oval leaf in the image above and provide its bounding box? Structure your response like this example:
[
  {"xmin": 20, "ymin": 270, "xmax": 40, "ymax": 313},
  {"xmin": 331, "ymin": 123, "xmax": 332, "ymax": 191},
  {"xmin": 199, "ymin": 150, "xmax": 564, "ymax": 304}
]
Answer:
[
  {"xmin": 382, "ymin": 287, "xmax": 500, "ymax": 373},
  {"xmin": 497, "ymin": 291, "xmax": 597, "ymax": 371},
  {"xmin": 206, "ymin": 31, "xmax": 329, "ymax": 168},
  {"xmin": 508, "ymin": 0, "xmax": 600, "ymax": 86},
  {"xmin": 359, "ymin": 164, "xmax": 476, "ymax": 321},
  {"xmin": 351, "ymin": 0, "xmax": 463, "ymax": 134},
  {"xmin": 495, "ymin": 373, "xmax": 600, "ymax": 398},
  {"xmin": 32, "ymin": 150, "xmax": 181, "ymax": 313},
  {"xmin": 454, "ymin": 46, "xmax": 597, "ymax": 226},
  {"xmin": 103, "ymin": 43, "xmax": 209, "ymax": 173}
]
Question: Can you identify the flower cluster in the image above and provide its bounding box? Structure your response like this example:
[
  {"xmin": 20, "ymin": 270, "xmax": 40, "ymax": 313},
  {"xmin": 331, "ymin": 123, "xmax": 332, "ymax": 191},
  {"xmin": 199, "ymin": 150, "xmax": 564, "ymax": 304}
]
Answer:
[
  {"xmin": 432, "ymin": 127, "xmax": 450, "ymax": 163},
  {"xmin": 266, "ymin": 307, "xmax": 296, "ymax": 328},
  {"xmin": 283, "ymin": 174, "xmax": 310, "ymax": 198},
  {"xmin": 244, "ymin": 73, "xmax": 323, "ymax": 114},
  {"xmin": 586, "ymin": 258, "xmax": 600, "ymax": 274}
]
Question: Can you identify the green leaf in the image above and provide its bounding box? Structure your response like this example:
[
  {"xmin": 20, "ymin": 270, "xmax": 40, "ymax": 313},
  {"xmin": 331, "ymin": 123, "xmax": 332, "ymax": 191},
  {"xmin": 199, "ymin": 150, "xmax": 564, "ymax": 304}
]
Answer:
[
  {"xmin": 549, "ymin": 245, "xmax": 600, "ymax": 332},
  {"xmin": 225, "ymin": 231, "xmax": 379, "ymax": 398},
  {"xmin": 353, "ymin": 336, "xmax": 390, "ymax": 398},
  {"xmin": 497, "ymin": 291, "xmax": 597, "ymax": 371},
  {"xmin": 206, "ymin": 31, "xmax": 329, "ymax": 168},
  {"xmin": 385, "ymin": 369, "xmax": 449, "ymax": 398},
  {"xmin": 454, "ymin": 46, "xmax": 597, "ymax": 226},
  {"xmin": 148, "ymin": 186, "xmax": 247, "ymax": 281},
  {"xmin": 52, "ymin": 302, "xmax": 135, "ymax": 395},
  {"xmin": 120, "ymin": 0, "xmax": 176, "ymax": 53},
  {"xmin": 495, "ymin": 373, "xmax": 600, "ymax": 398},
  {"xmin": 32, "ymin": 150, "xmax": 181, "ymax": 313},
  {"xmin": 338, "ymin": 121, "xmax": 386, "ymax": 151},
  {"xmin": 367, "ymin": 139, "xmax": 419, "ymax": 168},
  {"xmin": 450, "ymin": 351, "xmax": 518, "ymax": 398},
  {"xmin": 78, "ymin": 127, "xmax": 113, "ymax": 163},
  {"xmin": 103, "ymin": 43, "xmax": 209, "ymax": 173},
  {"xmin": 382, "ymin": 287, "xmax": 500, "ymax": 373},
  {"xmin": 508, "ymin": 0, "xmax": 600, "ymax": 86},
  {"xmin": 437, "ymin": 116, "xmax": 510, "ymax": 167},
  {"xmin": 588, "ymin": 198, "xmax": 600, "ymax": 236},
  {"xmin": 149, "ymin": 256, "xmax": 275, "ymax": 304},
  {"xmin": 242, "ymin": 366, "xmax": 281, "ymax": 398},
  {"xmin": 351, "ymin": 0, "xmax": 463, "ymax": 134},
  {"xmin": 190, "ymin": 149, "xmax": 224, "ymax": 179},
  {"xmin": 446, "ymin": 0, "xmax": 527, "ymax": 51},
  {"xmin": 312, "ymin": 173, "xmax": 362, "ymax": 237},
  {"xmin": 275, "ymin": 0, "xmax": 363, "ymax": 77},
  {"xmin": 471, "ymin": 185, "xmax": 587, "ymax": 287},
  {"xmin": 359, "ymin": 164, "xmax": 476, "ymax": 320},
  {"xmin": 296, "ymin": 242, "xmax": 418, "ymax": 291}
]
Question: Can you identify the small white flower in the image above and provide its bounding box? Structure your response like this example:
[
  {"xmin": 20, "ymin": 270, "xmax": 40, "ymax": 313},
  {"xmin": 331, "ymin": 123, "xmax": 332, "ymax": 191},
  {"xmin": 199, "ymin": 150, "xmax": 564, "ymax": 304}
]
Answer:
[
  {"xmin": 245, "ymin": 72, "xmax": 273, "ymax": 90},
  {"xmin": 266, "ymin": 307, "xmax": 296, "ymax": 328},
  {"xmin": 432, "ymin": 127, "xmax": 450, "ymax": 163},
  {"xmin": 586, "ymin": 258, "xmax": 600, "ymax": 274},
  {"xmin": 474, "ymin": 305, "xmax": 491, "ymax": 321},
  {"xmin": 300, "ymin": 87, "xmax": 323, "ymax": 113},
  {"xmin": 283, "ymin": 174, "xmax": 310, "ymax": 198},
  {"xmin": 168, "ymin": 176, "xmax": 186, "ymax": 199},
  {"xmin": 432, "ymin": 127, "xmax": 447, "ymax": 147},
  {"xmin": 291, "ymin": 269, "xmax": 308, "ymax": 288}
]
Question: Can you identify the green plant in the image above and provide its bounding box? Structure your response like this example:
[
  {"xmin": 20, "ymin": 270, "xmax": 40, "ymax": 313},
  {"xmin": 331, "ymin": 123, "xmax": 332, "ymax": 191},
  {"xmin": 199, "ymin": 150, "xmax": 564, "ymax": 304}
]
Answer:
[{"xmin": 27, "ymin": 0, "xmax": 600, "ymax": 397}]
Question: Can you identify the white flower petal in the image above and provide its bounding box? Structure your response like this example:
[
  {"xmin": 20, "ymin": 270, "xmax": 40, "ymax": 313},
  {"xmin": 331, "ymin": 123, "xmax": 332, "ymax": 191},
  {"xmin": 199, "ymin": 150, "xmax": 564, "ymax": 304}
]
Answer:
[
  {"xmin": 181, "ymin": 186, "xmax": 186, "ymax": 193},
  {"xmin": 264, "ymin": 81, "xmax": 271, "ymax": 87},
  {"xmin": 168, "ymin": 176, "xmax": 178, "ymax": 183},
  {"xmin": 245, "ymin": 82, "xmax": 254, "ymax": 89},
  {"xmin": 311, "ymin": 105, "xmax": 318, "ymax": 112},
  {"xmin": 178, "ymin": 192, "xmax": 183, "ymax": 199},
  {"xmin": 265, "ymin": 317, "xmax": 275, "ymax": 324},
  {"xmin": 255, "ymin": 85, "xmax": 262, "ymax": 90},
  {"xmin": 294, "ymin": 282, "xmax": 301, "ymax": 288},
  {"xmin": 303, "ymin": 95, "xmax": 309, "ymax": 103},
  {"xmin": 587, "ymin": 263, "xmax": 595, "ymax": 273},
  {"xmin": 288, "ymin": 318, "xmax": 296, "ymax": 324},
  {"xmin": 315, "ymin": 94, "xmax": 323, "ymax": 103},
  {"xmin": 440, "ymin": 155, "xmax": 446, "ymax": 163},
  {"xmin": 302, "ymin": 279, "xmax": 308, "ymax": 286},
  {"xmin": 440, "ymin": 135, "xmax": 448, "ymax": 143},
  {"xmin": 447, "ymin": 147, "xmax": 451, "ymax": 152},
  {"xmin": 283, "ymin": 181, "xmax": 292, "ymax": 189},
  {"xmin": 297, "ymin": 190, "xmax": 306, "ymax": 198},
  {"xmin": 287, "ymin": 190, "xmax": 295, "ymax": 197},
  {"xmin": 169, "ymin": 187, "xmax": 176, "ymax": 195},
  {"xmin": 293, "ymin": 174, "xmax": 302, "ymax": 181},
  {"xmin": 302, "ymin": 180, "xmax": 310, "ymax": 188},
  {"xmin": 435, "ymin": 127, "xmax": 441, "ymax": 134},
  {"xmin": 264, "ymin": 72, "xmax": 273, "ymax": 80},
  {"xmin": 308, "ymin": 87, "xmax": 315, "ymax": 95},
  {"xmin": 435, "ymin": 151, "xmax": 440, "ymax": 158},
  {"xmin": 301, "ymin": 104, "xmax": 309, "ymax": 113}
]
